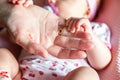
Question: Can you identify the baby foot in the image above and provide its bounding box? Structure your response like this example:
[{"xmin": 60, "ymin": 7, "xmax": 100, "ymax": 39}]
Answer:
[{"xmin": 8, "ymin": 0, "xmax": 33, "ymax": 7}]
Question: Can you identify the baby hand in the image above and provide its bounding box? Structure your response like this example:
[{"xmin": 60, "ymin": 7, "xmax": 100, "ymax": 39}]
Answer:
[
  {"xmin": 66, "ymin": 17, "xmax": 92, "ymax": 34},
  {"xmin": 8, "ymin": 0, "xmax": 33, "ymax": 7},
  {"xmin": 53, "ymin": 18, "xmax": 94, "ymax": 59},
  {"xmin": 59, "ymin": 17, "xmax": 93, "ymax": 38}
]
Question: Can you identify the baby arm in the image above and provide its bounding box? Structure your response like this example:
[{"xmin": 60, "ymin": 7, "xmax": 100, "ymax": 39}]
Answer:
[
  {"xmin": 60, "ymin": 18, "xmax": 112, "ymax": 70},
  {"xmin": 8, "ymin": 0, "xmax": 33, "ymax": 7}
]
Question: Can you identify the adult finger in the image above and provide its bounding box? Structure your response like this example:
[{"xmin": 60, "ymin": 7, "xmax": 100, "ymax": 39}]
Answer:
[
  {"xmin": 27, "ymin": 42, "xmax": 48, "ymax": 58},
  {"xmin": 17, "ymin": 0, "xmax": 26, "ymax": 4},
  {"xmin": 23, "ymin": 0, "xmax": 33, "ymax": 7},
  {"xmin": 48, "ymin": 45, "xmax": 87, "ymax": 59},
  {"xmin": 74, "ymin": 31, "xmax": 92, "ymax": 39},
  {"xmin": 54, "ymin": 35, "xmax": 94, "ymax": 50}
]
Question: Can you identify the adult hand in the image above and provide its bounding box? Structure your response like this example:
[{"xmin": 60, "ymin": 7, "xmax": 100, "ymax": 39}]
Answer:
[
  {"xmin": 7, "ymin": 5, "xmax": 60, "ymax": 57},
  {"xmin": 6, "ymin": 5, "xmax": 88, "ymax": 59}
]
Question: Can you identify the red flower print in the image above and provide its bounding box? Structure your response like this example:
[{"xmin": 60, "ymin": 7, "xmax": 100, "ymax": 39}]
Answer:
[
  {"xmin": 52, "ymin": 61, "xmax": 58, "ymax": 66},
  {"xmin": 23, "ymin": 66, "xmax": 29, "ymax": 71},
  {"xmin": 52, "ymin": 73, "xmax": 58, "ymax": 77},
  {"xmin": 39, "ymin": 71, "xmax": 44, "ymax": 75},
  {"xmin": 74, "ymin": 63, "xmax": 79, "ymax": 67},
  {"xmin": 0, "ymin": 71, "xmax": 9, "ymax": 78},
  {"xmin": 21, "ymin": 77, "xmax": 28, "ymax": 80},
  {"xmin": 29, "ymin": 73, "xmax": 35, "ymax": 77}
]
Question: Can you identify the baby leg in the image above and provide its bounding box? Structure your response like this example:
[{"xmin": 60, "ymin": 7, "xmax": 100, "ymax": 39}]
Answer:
[
  {"xmin": 64, "ymin": 66, "xmax": 100, "ymax": 80},
  {"xmin": 0, "ymin": 48, "xmax": 20, "ymax": 80}
]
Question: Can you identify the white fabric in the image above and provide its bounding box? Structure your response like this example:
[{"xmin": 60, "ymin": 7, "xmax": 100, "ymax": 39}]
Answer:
[{"xmin": 20, "ymin": 51, "xmax": 89, "ymax": 80}]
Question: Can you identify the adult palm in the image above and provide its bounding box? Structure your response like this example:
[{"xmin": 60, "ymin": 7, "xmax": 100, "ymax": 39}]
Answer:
[{"xmin": 7, "ymin": 5, "xmax": 59, "ymax": 57}]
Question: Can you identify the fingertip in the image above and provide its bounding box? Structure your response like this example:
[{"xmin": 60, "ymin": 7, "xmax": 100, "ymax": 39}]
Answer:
[
  {"xmin": 27, "ymin": 43, "xmax": 48, "ymax": 57},
  {"xmin": 23, "ymin": 3, "xmax": 29, "ymax": 7},
  {"xmin": 70, "ymin": 28, "xmax": 76, "ymax": 33},
  {"xmin": 23, "ymin": 0, "xmax": 33, "ymax": 7},
  {"xmin": 12, "ymin": 0, "xmax": 17, "ymax": 4},
  {"xmin": 17, "ymin": 0, "xmax": 26, "ymax": 5},
  {"xmin": 37, "ymin": 49, "xmax": 48, "ymax": 58}
]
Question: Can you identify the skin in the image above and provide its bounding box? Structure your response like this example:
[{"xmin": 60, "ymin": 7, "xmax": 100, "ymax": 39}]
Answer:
[
  {"xmin": 7, "ymin": 0, "xmax": 90, "ymax": 59},
  {"xmin": 1, "ymin": 0, "xmax": 58, "ymax": 57},
  {"xmin": 0, "ymin": 0, "xmax": 113, "ymax": 80},
  {"xmin": 6, "ymin": 5, "xmax": 60, "ymax": 57},
  {"xmin": 0, "ymin": 0, "xmax": 87, "ymax": 59},
  {"xmin": 56, "ymin": 0, "xmax": 90, "ymax": 19},
  {"xmin": 55, "ymin": 18, "xmax": 111, "ymax": 69},
  {"xmin": 8, "ymin": 0, "xmax": 111, "ymax": 69}
]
